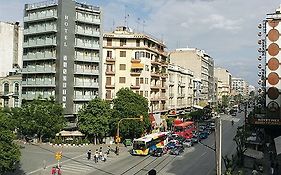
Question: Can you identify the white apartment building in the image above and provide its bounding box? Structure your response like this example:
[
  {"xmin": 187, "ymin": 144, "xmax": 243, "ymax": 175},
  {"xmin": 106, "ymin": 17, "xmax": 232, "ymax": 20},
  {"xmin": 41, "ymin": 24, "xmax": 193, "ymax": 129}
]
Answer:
[
  {"xmin": 169, "ymin": 47, "xmax": 215, "ymax": 106},
  {"xmin": 0, "ymin": 21, "xmax": 23, "ymax": 77},
  {"xmin": 168, "ymin": 64, "xmax": 194, "ymax": 112},
  {"xmin": 214, "ymin": 67, "xmax": 232, "ymax": 101},
  {"xmin": 231, "ymin": 77, "xmax": 249, "ymax": 96},
  {"xmin": 102, "ymin": 26, "xmax": 169, "ymax": 113}
]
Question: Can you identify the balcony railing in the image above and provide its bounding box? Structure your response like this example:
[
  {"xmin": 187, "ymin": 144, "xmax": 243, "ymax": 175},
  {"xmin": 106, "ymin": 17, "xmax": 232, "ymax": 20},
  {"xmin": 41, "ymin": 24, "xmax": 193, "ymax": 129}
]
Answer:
[
  {"xmin": 24, "ymin": 26, "xmax": 57, "ymax": 35},
  {"xmin": 106, "ymin": 57, "xmax": 116, "ymax": 62}
]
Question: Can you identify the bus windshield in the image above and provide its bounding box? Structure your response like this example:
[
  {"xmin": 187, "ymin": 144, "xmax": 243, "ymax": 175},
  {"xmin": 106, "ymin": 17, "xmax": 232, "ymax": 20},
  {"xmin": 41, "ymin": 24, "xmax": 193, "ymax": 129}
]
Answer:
[{"xmin": 133, "ymin": 141, "xmax": 146, "ymax": 150}]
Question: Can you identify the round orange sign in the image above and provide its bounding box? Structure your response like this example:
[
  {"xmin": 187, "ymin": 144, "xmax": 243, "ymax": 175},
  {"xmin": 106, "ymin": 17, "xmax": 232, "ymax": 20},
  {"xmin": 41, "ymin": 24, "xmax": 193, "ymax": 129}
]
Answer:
[
  {"xmin": 268, "ymin": 57, "xmax": 279, "ymax": 71},
  {"xmin": 268, "ymin": 72, "xmax": 279, "ymax": 85},
  {"xmin": 268, "ymin": 43, "xmax": 279, "ymax": 56},
  {"xmin": 268, "ymin": 20, "xmax": 279, "ymax": 28},
  {"xmin": 268, "ymin": 29, "xmax": 279, "ymax": 42}
]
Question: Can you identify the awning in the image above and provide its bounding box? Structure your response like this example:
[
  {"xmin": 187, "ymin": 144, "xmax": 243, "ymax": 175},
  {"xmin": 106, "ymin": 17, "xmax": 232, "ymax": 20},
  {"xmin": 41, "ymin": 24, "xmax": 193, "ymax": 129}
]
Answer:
[
  {"xmin": 193, "ymin": 105, "xmax": 204, "ymax": 109},
  {"xmin": 244, "ymin": 148, "xmax": 264, "ymax": 159},
  {"xmin": 131, "ymin": 63, "xmax": 144, "ymax": 69},
  {"xmin": 274, "ymin": 135, "xmax": 281, "ymax": 155},
  {"xmin": 56, "ymin": 130, "xmax": 85, "ymax": 137}
]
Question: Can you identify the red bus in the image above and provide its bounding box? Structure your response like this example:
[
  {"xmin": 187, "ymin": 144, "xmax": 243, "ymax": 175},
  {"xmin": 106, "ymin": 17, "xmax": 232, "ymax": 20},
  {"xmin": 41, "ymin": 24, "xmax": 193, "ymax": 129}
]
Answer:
[{"xmin": 173, "ymin": 121, "xmax": 196, "ymax": 139}]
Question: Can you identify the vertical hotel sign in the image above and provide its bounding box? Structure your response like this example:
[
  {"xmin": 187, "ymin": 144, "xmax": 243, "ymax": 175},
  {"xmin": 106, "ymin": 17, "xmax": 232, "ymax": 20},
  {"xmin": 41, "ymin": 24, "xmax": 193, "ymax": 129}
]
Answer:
[{"xmin": 57, "ymin": 0, "xmax": 75, "ymax": 115}]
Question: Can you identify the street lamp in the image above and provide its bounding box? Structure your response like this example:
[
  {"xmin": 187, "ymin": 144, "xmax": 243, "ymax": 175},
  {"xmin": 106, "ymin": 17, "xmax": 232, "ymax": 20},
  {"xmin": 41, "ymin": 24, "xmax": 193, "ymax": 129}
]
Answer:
[{"xmin": 116, "ymin": 116, "xmax": 143, "ymax": 144}]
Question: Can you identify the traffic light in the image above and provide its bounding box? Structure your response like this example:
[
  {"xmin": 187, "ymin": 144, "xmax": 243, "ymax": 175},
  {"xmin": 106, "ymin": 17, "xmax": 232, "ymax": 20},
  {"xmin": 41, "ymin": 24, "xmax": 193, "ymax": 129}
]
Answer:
[{"xmin": 140, "ymin": 115, "xmax": 143, "ymax": 122}]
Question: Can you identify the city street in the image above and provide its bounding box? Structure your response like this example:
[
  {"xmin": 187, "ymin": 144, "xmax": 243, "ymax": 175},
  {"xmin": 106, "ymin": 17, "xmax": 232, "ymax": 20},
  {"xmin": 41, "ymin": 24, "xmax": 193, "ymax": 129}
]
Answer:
[{"xmin": 9, "ymin": 112, "xmax": 244, "ymax": 175}]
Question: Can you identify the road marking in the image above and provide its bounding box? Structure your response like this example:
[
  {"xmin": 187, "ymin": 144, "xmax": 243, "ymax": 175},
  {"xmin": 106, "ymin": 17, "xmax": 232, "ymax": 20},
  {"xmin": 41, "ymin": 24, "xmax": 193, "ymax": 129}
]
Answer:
[{"xmin": 27, "ymin": 153, "xmax": 85, "ymax": 175}]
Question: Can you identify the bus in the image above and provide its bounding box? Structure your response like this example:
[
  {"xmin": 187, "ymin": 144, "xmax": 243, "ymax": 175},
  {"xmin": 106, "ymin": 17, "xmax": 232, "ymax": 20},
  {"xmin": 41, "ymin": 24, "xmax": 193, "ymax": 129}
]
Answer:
[
  {"xmin": 132, "ymin": 132, "xmax": 169, "ymax": 156},
  {"xmin": 173, "ymin": 121, "xmax": 196, "ymax": 139}
]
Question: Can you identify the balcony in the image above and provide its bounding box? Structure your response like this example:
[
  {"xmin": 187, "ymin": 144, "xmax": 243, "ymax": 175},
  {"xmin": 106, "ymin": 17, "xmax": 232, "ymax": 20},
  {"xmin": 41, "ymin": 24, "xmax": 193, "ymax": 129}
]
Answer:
[
  {"xmin": 179, "ymin": 82, "xmax": 186, "ymax": 87},
  {"xmin": 23, "ymin": 40, "xmax": 56, "ymax": 48},
  {"xmin": 151, "ymin": 59, "xmax": 161, "ymax": 65},
  {"xmin": 161, "ymin": 73, "xmax": 168, "ymax": 78},
  {"xmin": 75, "ymin": 42, "xmax": 100, "ymax": 50},
  {"xmin": 24, "ymin": 13, "xmax": 58, "ymax": 22},
  {"xmin": 130, "ymin": 84, "xmax": 140, "ymax": 89},
  {"xmin": 74, "ymin": 69, "xmax": 99, "ymax": 75},
  {"xmin": 151, "ymin": 72, "xmax": 161, "ymax": 78},
  {"xmin": 76, "ymin": 28, "xmax": 100, "ymax": 37},
  {"xmin": 131, "ymin": 63, "xmax": 144, "ymax": 69},
  {"xmin": 130, "ymin": 70, "xmax": 141, "ymax": 76},
  {"xmin": 150, "ymin": 96, "xmax": 160, "ymax": 101},
  {"xmin": 22, "ymin": 67, "xmax": 56, "ymax": 74},
  {"xmin": 151, "ymin": 85, "xmax": 160, "ymax": 90},
  {"xmin": 131, "ymin": 58, "xmax": 141, "ymax": 63},
  {"xmin": 75, "ymin": 56, "xmax": 100, "ymax": 62},
  {"xmin": 106, "ymin": 57, "xmax": 116, "ymax": 62},
  {"xmin": 76, "ymin": 16, "xmax": 101, "ymax": 25},
  {"xmin": 160, "ymin": 95, "xmax": 167, "ymax": 101},
  {"xmin": 24, "ymin": 26, "xmax": 57, "ymax": 35},
  {"xmin": 74, "ymin": 95, "xmax": 96, "ymax": 101},
  {"xmin": 105, "ymin": 84, "xmax": 115, "ymax": 89},
  {"xmin": 74, "ymin": 82, "xmax": 99, "ymax": 88},
  {"xmin": 105, "ymin": 71, "xmax": 115, "ymax": 75}
]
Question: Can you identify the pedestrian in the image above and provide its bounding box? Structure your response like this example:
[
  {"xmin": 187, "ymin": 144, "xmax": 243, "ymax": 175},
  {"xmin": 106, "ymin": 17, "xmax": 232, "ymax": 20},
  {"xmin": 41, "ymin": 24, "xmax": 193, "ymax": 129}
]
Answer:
[
  {"xmin": 99, "ymin": 148, "xmax": 103, "ymax": 160},
  {"xmin": 103, "ymin": 152, "xmax": 107, "ymax": 162},
  {"xmin": 51, "ymin": 166, "xmax": 56, "ymax": 175},
  {"xmin": 87, "ymin": 150, "xmax": 91, "ymax": 160},
  {"xmin": 94, "ymin": 149, "xmax": 99, "ymax": 163},
  {"xmin": 107, "ymin": 145, "xmax": 111, "ymax": 155},
  {"xmin": 115, "ymin": 145, "xmax": 119, "ymax": 155},
  {"xmin": 56, "ymin": 165, "xmax": 62, "ymax": 175}
]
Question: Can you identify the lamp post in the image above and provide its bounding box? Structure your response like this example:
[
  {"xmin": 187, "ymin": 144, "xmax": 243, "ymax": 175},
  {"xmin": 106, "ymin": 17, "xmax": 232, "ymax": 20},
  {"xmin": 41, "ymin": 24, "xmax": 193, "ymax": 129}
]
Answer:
[{"xmin": 116, "ymin": 116, "xmax": 143, "ymax": 144}]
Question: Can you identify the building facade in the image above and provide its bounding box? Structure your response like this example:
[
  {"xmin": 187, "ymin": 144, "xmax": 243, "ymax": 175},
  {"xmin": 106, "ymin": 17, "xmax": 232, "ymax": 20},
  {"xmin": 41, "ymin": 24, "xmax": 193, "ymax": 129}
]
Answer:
[
  {"xmin": 22, "ymin": 0, "xmax": 102, "ymax": 118},
  {"xmin": 231, "ymin": 77, "xmax": 248, "ymax": 96},
  {"xmin": 0, "ymin": 73, "xmax": 22, "ymax": 108},
  {"xmin": 168, "ymin": 64, "xmax": 194, "ymax": 112},
  {"xmin": 169, "ymin": 47, "xmax": 215, "ymax": 106},
  {"xmin": 102, "ymin": 26, "xmax": 169, "ymax": 113},
  {"xmin": 214, "ymin": 67, "xmax": 232, "ymax": 101},
  {"xmin": 0, "ymin": 21, "xmax": 23, "ymax": 77}
]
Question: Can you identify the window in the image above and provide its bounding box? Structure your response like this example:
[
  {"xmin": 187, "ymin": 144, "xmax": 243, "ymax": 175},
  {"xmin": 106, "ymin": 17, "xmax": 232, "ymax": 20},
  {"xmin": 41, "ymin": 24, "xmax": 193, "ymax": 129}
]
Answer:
[
  {"xmin": 14, "ymin": 83, "xmax": 19, "ymax": 95},
  {"xmin": 107, "ymin": 38, "xmax": 112, "ymax": 46},
  {"xmin": 140, "ymin": 78, "xmax": 144, "ymax": 84},
  {"xmin": 145, "ymin": 78, "xmax": 148, "ymax": 84},
  {"xmin": 119, "ymin": 77, "xmax": 126, "ymax": 83},
  {"xmin": 106, "ymin": 77, "xmax": 111, "ymax": 85},
  {"xmin": 120, "ymin": 64, "xmax": 126, "ymax": 70},
  {"xmin": 3, "ymin": 83, "xmax": 9, "ymax": 95},
  {"xmin": 120, "ymin": 39, "xmax": 126, "ymax": 46},
  {"xmin": 107, "ymin": 51, "xmax": 112, "ymax": 58},
  {"xmin": 145, "ymin": 65, "xmax": 149, "ymax": 71},
  {"xmin": 106, "ymin": 90, "xmax": 111, "ymax": 99},
  {"xmin": 140, "ymin": 51, "xmax": 145, "ymax": 58},
  {"xmin": 140, "ymin": 91, "xmax": 143, "ymax": 96},
  {"xmin": 120, "ymin": 51, "xmax": 126, "ymax": 57},
  {"xmin": 145, "ymin": 91, "xmax": 148, "ymax": 97},
  {"xmin": 135, "ymin": 51, "xmax": 140, "ymax": 59},
  {"xmin": 136, "ymin": 39, "xmax": 140, "ymax": 47},
  {"xmin": 136, "ymin": 78, "xmax": 140, "ymax": 86}
]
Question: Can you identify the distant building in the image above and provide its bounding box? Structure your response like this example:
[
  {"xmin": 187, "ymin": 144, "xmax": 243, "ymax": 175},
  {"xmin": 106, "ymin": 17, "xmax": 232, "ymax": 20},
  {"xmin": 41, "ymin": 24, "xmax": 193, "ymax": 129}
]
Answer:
[
  {"xmin": 102, "ymin": 26, "xmax": 169, "ymax": 114},
  {"xmin": 0, "ymin": 21, "xmax": 23, "ymax": 77},
  {"xmin": 0, "ymin": 73, "xmax": 22, "ymax": 108},
  {"xmin": 169, "ymin": 47, "xmax": 215, "ymax": 106},
  {"xmin": 214, "ymin": 67, "xmax": 232, "ymax": 101},
  {"xmin": 22, "ymin": 0, "xmax": 102, "ymax": 122},
  {"xmin": 168, "ymin": 64, "xmax": 194, "ymax": 113},
  {"xmin": 231, "ymin": 77, "xmax": 248, "ymax": 96}
]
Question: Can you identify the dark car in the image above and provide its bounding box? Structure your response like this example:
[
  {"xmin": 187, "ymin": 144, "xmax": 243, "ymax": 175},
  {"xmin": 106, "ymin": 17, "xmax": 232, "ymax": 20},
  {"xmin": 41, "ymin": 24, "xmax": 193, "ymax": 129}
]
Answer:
[
  {"xmin": 198, "ymin": 131, "xmax": 208, "ymax": 139},
  {"xmin": 170, "ymin": 145, "xmax": 184, "ymax": 155},
  {"xmin": 152, "ymin": 148, "xmax": 164, "ymax": 157},
  {"xmin": 166, "ymin": 142, "xmax": 176, "ymax": 149},
  {"xmin": 191, "ymin": 136, "xmax": 199, "ymax": 143}
]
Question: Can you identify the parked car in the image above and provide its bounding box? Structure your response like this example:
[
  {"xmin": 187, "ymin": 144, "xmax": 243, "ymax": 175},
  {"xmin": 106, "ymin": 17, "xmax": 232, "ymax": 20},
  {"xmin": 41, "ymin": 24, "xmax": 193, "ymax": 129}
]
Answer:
[
  {"xmin": 210, "ymin": 123, "xmax": 215, "ymax": 130},
  {"xmin": 198, "ymin": 131, "xmax": 208, "ymax": 139},
  {"xmin": 123, "ymin": 139, "xmax": 132, "ymax": 147},
  {"xmin": 167, "ymin": 142, "xmax": 176, "ymax": 149},
  {"xmin": 191, "ymin": 136, "xmax": 199, "ymax": 143},
  {"xmin": 152, "ymin": 148, "xmax": 165, "ymax": 157},
  {"xmin": 170, "ymin": 145, "xmax": 184, "ymax": 155},
  {"xmin": 182, "ymin": 139, "xmax": 193, "ymax": 147}
]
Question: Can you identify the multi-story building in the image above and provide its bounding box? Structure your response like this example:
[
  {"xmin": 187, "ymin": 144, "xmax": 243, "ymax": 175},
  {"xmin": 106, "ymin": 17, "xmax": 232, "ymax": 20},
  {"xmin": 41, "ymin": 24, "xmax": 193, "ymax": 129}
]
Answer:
[
  {"xmin": 0, "ymin": 21, "xmax": 23, "ymax": 77},
  {"xmin": 231, "ymin": 77, "xmax": 248, "ymax": 96},
  {"xmin": 22, "ymin": 0, "xmax": 102, "ymax": 120},
  {"xmin": 168, "ymin": 64, "xmax": 194, "ymax": 113},
  {"xmin": 169, "ymin": 47, "xmax": 215, "ymax": 106},
  {"xmin": 214, "ymin": 67, "xmax": 232, "ymax": 101},
  {"xmin": 0, "ymin": 21, "xmax": 23, "ymax": 108},
  {"xmin": 102, "ymin": 26, "xmax": 169, "ymax": 114}
]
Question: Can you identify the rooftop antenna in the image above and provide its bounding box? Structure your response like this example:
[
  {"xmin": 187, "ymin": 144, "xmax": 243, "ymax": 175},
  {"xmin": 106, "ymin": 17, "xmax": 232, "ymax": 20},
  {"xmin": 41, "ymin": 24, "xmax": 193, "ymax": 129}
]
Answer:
[
  {"xmin": 124, "ymin": 5, "xmax": 129, "ymax": 27},
  {"xmin": 142, "ymin": 20, "xmax": 146, "ymax": 33}
]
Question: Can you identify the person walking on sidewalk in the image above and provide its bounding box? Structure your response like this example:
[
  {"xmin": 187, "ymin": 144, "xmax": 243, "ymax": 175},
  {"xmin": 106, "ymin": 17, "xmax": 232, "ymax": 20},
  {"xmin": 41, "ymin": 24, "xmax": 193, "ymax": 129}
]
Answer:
[
  {"xmin": 115, "ymin": 145, "xmax": 119, "ymax": 155},
  {"xmin": 87, "ymin": 150, "xmax": 91, "ymax": 160},
  {"xmin": 94, "ymin": 149, "xmax": 99, "ymax": 163},
  {"xmin": 107, "ymin": 145, "xmax": 111, "ymax": 155}
]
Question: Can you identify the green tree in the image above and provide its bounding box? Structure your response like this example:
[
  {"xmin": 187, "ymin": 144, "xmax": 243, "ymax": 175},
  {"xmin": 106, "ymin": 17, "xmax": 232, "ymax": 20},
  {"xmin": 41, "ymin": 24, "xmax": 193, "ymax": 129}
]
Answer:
[
  {"xmin": 234, "ymin": 126, "xmax": 248, "ymax": 167},
  {"xmin": 111, "ymin": 88, "xmax": 149, "ymax": 140},
  {"xmin": 77, "ymin": 97, "xmax": 111, "ymax": 144},
  {"xmin": 12, "ymin": 98, "xmax": 65, "ymax": 142},
  {"xmin": 189, "ymin": 109, "xmax": 204, "ymax": 121},
  {"xmin": 0, "ymin": 108, "xmax": 20, "ymax": 174},
  {"xmin": 222, "ymin": 95, "xmax": 230, "ymax": 108}
]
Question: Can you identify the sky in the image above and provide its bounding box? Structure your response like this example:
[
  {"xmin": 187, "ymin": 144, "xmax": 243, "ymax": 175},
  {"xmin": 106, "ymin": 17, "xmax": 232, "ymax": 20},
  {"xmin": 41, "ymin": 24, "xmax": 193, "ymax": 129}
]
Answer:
[{"xmin": 0, "ymin": 0, "xmax": 280, "ymax": 86}]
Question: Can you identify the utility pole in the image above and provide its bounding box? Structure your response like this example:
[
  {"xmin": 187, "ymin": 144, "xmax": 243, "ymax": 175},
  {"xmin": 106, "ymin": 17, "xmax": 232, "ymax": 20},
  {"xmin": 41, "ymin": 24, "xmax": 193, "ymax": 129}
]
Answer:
[{"xmin": 215, "ymin": 116, "xmax": 222, "ymax": 175}]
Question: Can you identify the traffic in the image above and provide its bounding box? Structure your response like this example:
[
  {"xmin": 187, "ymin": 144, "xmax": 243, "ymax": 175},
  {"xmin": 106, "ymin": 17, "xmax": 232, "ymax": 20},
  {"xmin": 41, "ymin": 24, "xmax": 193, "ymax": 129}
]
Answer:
[{"xmin": 131, "ymin": 119, "xmax": 215, "ymax": 157}]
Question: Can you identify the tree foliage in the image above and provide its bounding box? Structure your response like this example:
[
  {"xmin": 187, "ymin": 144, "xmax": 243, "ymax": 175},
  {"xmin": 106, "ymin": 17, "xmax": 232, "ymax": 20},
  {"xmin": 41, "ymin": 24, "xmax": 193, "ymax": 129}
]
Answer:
[
  {"xmin": 222, "ymin": 95, "xmax": 230, "ymax": 108},
  {"xmin": 77, "ymin": 97, "xmax": 111, "ymax": 143},
  {"xmin": 11, "ymin": 98, "xmax": 65, "ymax": 141},
  {"xmin": 0, "ymin": 108, "xmax": 20, "ymax": 174},
  {"xmin": 111, "ymin": 88, "xmax": 150, "ymax": 139},
  {"xmin": 233, "ymin": 126, "xmax": 248, "ymax": 167}
]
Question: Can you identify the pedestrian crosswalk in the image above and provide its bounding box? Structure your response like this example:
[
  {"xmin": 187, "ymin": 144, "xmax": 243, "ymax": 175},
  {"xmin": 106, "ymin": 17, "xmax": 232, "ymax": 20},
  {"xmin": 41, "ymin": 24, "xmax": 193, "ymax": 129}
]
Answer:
[{"xmin": 47, "ymin": 156, "xmax": 112, "ymax": 175}]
